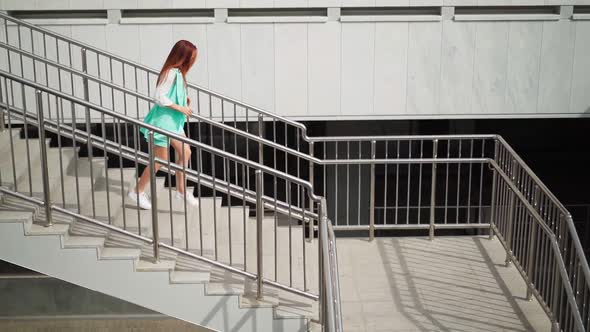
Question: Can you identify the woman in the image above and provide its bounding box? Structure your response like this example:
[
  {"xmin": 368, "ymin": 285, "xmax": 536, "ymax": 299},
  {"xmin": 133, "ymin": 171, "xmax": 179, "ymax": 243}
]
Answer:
[{"xmin": 128, "ymin": 40, "xmax": 199, "ymax": 210}]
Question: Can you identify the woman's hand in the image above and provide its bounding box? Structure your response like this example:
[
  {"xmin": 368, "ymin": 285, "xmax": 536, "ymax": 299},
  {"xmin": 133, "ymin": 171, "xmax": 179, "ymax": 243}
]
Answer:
[{"xmin": 180, "ymin": 106, "xmax": 192, "ymax": 117}]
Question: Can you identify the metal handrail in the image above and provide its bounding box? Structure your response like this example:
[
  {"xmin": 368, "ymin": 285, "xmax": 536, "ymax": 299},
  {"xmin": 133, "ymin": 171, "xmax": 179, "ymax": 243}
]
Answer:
[{"xmin": 0, "ymin": 71, "xmax": 341, "ymax": 327}]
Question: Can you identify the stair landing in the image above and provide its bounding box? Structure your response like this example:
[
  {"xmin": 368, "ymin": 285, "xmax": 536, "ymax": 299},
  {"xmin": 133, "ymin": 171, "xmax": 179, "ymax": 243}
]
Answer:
[{"xmin": 337, "ymin": 236, "xmax": 551, "ymax": 332}]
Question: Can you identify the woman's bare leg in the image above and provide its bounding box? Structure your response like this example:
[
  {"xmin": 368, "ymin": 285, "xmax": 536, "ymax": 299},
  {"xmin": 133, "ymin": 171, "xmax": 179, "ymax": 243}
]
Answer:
[
  {"xmin": 136, "ymin": 145, "xmax": 168, "ymax": 193},
  {"xmin": 170, "ymin": 138, "xmax": 191, "ymax": 194}
]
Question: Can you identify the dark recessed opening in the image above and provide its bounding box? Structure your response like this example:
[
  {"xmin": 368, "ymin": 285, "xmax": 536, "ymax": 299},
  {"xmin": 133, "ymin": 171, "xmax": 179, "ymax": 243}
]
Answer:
[
  {"xmin": 573, "ymin": 6, "xmax": 590, "ymax": 14},
  {"xmin": 454, "ymin": 6, "xmax": 560, "ymax": 15},
  {"xmin": 8, "ymin": 10, "xmax": 108, "ymax": 20},
  {"xmin": 228, "ymin": 8, "xmax": 328, "ymax": 17},
  {"xmin": 341, "ymin": 7, "xmax": 441, "ymax": 16},
  {"xmin": 121, "ymin": 9, "xmax": 215, "ymax": 18}
]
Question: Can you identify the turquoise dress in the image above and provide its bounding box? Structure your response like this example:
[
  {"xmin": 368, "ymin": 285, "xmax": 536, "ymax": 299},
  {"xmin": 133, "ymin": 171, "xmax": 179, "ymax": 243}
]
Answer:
[{"xmin": 140, "ymin": 68, "xmax": 187, "ymax": 147}]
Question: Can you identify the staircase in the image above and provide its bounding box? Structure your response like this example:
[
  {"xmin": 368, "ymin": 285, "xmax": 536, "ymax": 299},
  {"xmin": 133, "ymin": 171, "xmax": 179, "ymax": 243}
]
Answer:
[{"xmin": 0, "ymin": 126, "xmax": 316, "ymax": 331}]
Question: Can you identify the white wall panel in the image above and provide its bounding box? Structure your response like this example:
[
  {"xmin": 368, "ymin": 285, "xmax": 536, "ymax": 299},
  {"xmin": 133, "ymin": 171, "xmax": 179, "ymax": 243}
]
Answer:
[
  {"xmin": 376, "ymin": 0, "xmax": 410, "ymax": 5},
  {"xmin": 206, "ymin": 24, "xmax": 241, "ymax": 117},
  {"xmin": 104, "ymin": 0, "xmax": 137, "ymax": 9},
  {"xmin": 341, "ymin": 23, "xmax": 374, "ymax": 116},
  {"xmin": 274, "ymin": 0, "xmax": 309, "ymax": 7},
  {"xmin": 69, "ymin": 0, "xmax": 104, "ymax": 9},
  {"xmin": 373, "ymin": 22, "xmax": 408, "ymax": 115},
  {"xmin": 274, "ymin": 24, "xmax": 308, "ymax": 117},
  {"xmin": 407, "ymin": 22, "xmax": 442, "ymax": 115},
  {"xmin": 472, "ymin": 22, "xmax": 509, "ymax": 114},
  {"xmin": 440, "ymin": 21, "xmax": 476, "ymax": 115},
  {"xmin": 308, "ymin": 22, "xmax": 341, "ymax": 117},
  {"xmin": 537, "ymin": 21, "xmax": 575, "ymax": 114},
  {"xmin": 570, "ymin": 22, "xmax": 590, "ymax": 114},
  {"xmin": 36, "ymin": 0, "xmax": 68, "ymax": 10},
  {"xmin": 172, "ymin": 25, "xmax": 209, "ymax": 88},
  {"xmin": 505, "ymin": 22, "xmax": 542, "ymax": 114},
  {"xmin": 240, "ymin": 0, "xmax": 274, "ymax": 7},
  {"xmin": 138, "ymin": 25, "xmax": 173, "ymax": 71},
  {"xmin": 240, "ymin": 24, "xmax": 275, "ymax": 113}
]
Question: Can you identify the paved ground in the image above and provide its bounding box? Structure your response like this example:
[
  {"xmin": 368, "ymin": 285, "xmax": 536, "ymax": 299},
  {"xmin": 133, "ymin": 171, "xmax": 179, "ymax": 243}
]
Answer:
[{"xmin": 336, "ymin": 236, "xmax": 551, "ymax": 332}]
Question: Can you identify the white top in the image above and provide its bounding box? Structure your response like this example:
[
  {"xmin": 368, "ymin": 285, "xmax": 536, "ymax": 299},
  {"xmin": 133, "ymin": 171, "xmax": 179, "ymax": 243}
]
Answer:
[{"xmin": 153, "ymin": 68, "xmax": 177, "ymax": 107}]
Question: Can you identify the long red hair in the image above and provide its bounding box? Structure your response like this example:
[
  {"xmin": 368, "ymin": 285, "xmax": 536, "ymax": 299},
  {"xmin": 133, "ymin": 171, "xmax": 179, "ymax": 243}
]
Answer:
[{"xmin": 156, "ymin": 40, "xmax": 197, "ymax": 87}]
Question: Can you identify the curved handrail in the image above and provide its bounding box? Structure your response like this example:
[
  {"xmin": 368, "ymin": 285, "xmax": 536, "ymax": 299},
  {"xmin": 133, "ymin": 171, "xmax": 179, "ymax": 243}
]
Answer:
[{"xmin": 489, "ymin": 159, "xmax": 585, "ymax": 331}]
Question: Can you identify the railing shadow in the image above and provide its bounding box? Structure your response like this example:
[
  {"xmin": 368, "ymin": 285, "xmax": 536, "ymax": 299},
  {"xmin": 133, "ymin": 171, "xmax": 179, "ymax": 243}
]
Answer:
[{"xmin": 370, "ymin": 236, "xmax": 544, "ymax": 332}]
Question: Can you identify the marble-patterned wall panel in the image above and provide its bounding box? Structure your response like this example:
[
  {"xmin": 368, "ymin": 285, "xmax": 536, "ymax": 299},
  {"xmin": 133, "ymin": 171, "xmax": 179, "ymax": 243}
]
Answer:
[
  {"xmin": 407, "ymin": 22, "xmax": 442, "ymax": 115},
  {"xmin": 206, "ymin": 23, "xmax": 241, "ymax": 118},
  {"xmin": 537, "ymin": 21, "xmax": 575, "ymax": 114},
  {"xmin": 274, "ymin": 24, "xmax": 308, "ymax": 117},
  {"xmin": 341, "ymin": 23, "xmax": 375, "ymax": 116},
  {"xmin": 171, "ymin": 25, "xmax": 209, "ymax": 89},
  {"xmin": 570, "ymin": 21, "xmax": 590, "ymax": 114},
  {"xmin": 505, "ymin": 22, "xmax": 542, "ymax": 114},
  {"xmin": 241, "ymin": 24, "xmax": 275, "ymax": 113},
  {"xmin": 472, "ymin": 22, "xmax": 509, "ymax": 115},
  {"xmin": 440, "ymin": 21, "xmax": 476, "ymax": 115},
  {"xmin": 373, "ymin": 22, "xmax": 408, "ymax": 115},
  {"xmin": 308, "ymin": 22, "xmax": 341, "ymax": 116}
]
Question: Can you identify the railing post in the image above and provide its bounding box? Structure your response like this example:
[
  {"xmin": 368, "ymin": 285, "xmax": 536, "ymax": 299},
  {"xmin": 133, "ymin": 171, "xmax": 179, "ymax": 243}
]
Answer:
[
  {"xmin": 551, "ymin": 258, "xmax": 561, "ymax": 332},
  {"xmin": 369, "ymin": 140, "xmax": 376, "ymax": 241},
  {"xmin": 308, "ymin": 142, "xmax": 315, "ymax": 242},
  {"xmin": 526, "ymin": 185, "xmax": 540, "ymax": 301},
  {"xmin": 148, "ymin": 131, "xmax": 160, "ymax": 263},
  {"xmin": 489, "ymin": 139, "xmax": 499, "ymax": 239},
  {"xmin": 429, "ymin": 139, "xmax": 438, "ymax": 241},
  {"xmin": 81, "ymin": 47, "xmax": 95, "ymax": 217},
  {"xmin": 318, "ymin": 201, "xmax": 325, "ymax": 326},
  {"xmin": 257, "ymin": 114, "xmax": 264, "ymax": 165},
  {"xmin": 505, "ymin": 188, "xmax": 516, "ymax": 267},
  {"xmin": 488, "ymin": 169, "xmax": 497, "ymax": 240},
  {"xmin": 36, "ymin": 90, "xmax": 52, "ymax": 226},
  {"xmin": 255, "ymin": 170, "xmax": 264, "ymax": 300}
]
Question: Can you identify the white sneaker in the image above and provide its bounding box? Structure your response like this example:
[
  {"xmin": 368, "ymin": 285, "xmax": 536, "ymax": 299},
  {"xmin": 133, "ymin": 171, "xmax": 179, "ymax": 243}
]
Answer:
[
  {"xmin": 175, "ymin": 190, "xmax": 199, "ymax": 207},
  {"xmin": 127, "ymin": 189, "xmax": 152, "ymax": 210}
]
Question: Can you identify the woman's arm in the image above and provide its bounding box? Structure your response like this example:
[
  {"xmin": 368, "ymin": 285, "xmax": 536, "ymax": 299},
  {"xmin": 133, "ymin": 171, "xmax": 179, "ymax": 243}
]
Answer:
[{"xmin": 154, "ymin": 70, "xmax": 191, "ymax": 116}]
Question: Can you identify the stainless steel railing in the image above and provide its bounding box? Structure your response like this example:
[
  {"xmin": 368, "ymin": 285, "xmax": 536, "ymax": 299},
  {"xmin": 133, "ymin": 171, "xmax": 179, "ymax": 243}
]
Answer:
[{"xmin": 0, "ymin": 71, "xmax": 343, "ymax": 330}]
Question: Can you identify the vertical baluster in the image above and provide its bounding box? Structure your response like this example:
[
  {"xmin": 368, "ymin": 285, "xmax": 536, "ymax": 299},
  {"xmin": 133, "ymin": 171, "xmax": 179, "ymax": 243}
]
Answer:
[
  {"xmin": 148, "ymin": 131, "xmax": 160, "ymax": 262},
  {"xmin": 70, "ymin": 100, "xmax": 81, "ymax": 214},
  {"xmin": 444, "ymin": 139, "xmax": 450, "ymax": 223},
  {"xmin": 417, "ymin": 140, "xmax": 423, "ymax": 223},
  {"xmin": 384, "ymin": 141, "xmax": 389, "ymax": 225},
  {"xmin": 81, "ymin": 48, "xmax": 96, "ymax": 218},
  {"xmin": 369, "ymin": 140, "xmax": 376, "ymax": 240},
  {"xmin": 309, "ymin": 141, "xmax": 315, "ymax": 242},
  {"xmin": 346, "ymin": 141, "xmax": 350, "ymax": 227},
  {"xmin": 35, "ymin": 90, "xmax": 52, "ymax": 226},
  {"xmin": 456, "ymin": 140, "xmax": 462, "ymax": 223},
  {"xmin": 430, "ymin": 140, "xmax": 438, "ymax": 240},
  {"xmin": 467, "ymin": 139, "xmax": 474, "ymax": 223},
  {"xmin": 256, "ymin": 170, "xmax": 264, "ymax": 299},
  {"xmin": 395, "ymin": 141, "xmax": 400, "ymax": 225},
  {"xmin": 406, "ymin": 140, "xmax": 412, "ymax": 224}
]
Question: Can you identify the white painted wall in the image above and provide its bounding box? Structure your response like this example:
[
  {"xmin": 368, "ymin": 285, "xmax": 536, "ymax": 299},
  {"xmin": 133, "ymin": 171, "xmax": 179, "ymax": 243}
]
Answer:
[{"xmin": 1, "ymin": 1, "xmax": 590, "ymax": 121}]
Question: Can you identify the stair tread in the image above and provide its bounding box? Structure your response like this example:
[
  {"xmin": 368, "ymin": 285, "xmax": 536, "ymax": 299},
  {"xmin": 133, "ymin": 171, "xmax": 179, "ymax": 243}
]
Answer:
[
  {"xmin": 170, "ymin": 270, "xmax": 210, "ymax": 284},
  {"xmin": 27, "ymin": 223, "xmax": 69, "ymax": 236},
  {"xmin": 0, "ymin": 209, "xmax": 34, "ymax": 223},
  {"xmin": 99, "ymin": 247, "xmax": 142, "ymax": 260},
  {"xmin": 63, "ymin": 235, "xmax": 105, "ymax": 248},
  {"xmin": 136, "ymin": 259, "xmax": 176, "ymax": 271}
]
